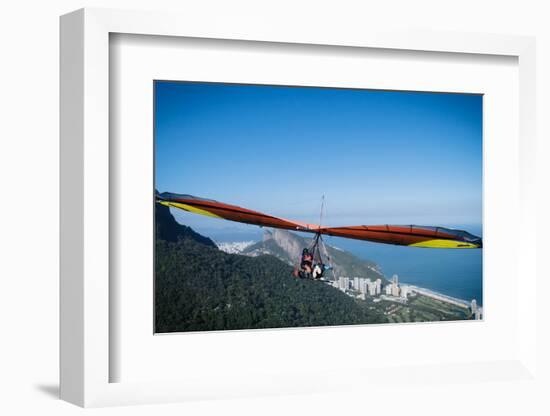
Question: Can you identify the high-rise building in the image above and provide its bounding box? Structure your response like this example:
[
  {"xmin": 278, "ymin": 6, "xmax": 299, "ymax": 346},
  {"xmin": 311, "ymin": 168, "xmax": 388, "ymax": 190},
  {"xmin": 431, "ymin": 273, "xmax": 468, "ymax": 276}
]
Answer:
[
  {"xmin": 375, "ymin": 278, "xmax": 382, "ymax": 295},
  {"xmin": 353, "ymin": 277, "xmax": 360, "ymax": 290},
  {"xmin": 390, "ymin": 274, "xmax": 400, "ymax": 297},
  {"xmin": 338, "ymin": 276, "xmax": 345, "ymax": 290},
  {"xmin": 475, "ymin": 307, "xmax": 483, "ymax": 320},
  {"xmin": 401, "ymin": 286, "xmax": 409, "ymax": 299},
  {"xmin": 391, "ymin": 284, "xmax": 400, "ymax": 297},
  {"xmin": 385, "ymin": 284, "xmax": 392, "ymax": 295},
  {"xmin": 339, "ymin": 276, "xmax": 350, "ymax": 291},
  {"xmin": 359, "ymin": 279, "xmax": 368, "ymax": 294},
  {"xmin": 471, "ymin": 299, "xmax": 478, "ymax": 315},
  {"xmin": 367, "ymin": 281, "xmax": 377, "ymax": 296}
]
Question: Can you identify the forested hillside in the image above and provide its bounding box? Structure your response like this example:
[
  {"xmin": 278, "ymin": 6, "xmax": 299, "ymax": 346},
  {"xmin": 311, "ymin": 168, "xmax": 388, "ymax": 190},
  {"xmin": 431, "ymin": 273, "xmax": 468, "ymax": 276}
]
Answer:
[{"xmin": 155, "ymin": 204, "xmax": 385, "ymax": 332}]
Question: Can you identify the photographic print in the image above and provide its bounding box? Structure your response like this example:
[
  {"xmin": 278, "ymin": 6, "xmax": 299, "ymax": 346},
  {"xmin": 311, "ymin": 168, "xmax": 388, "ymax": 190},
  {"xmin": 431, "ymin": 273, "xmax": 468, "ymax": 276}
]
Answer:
[{"xmin": 154, "ymin": 81, "xmax": 483, "ymax": 333}]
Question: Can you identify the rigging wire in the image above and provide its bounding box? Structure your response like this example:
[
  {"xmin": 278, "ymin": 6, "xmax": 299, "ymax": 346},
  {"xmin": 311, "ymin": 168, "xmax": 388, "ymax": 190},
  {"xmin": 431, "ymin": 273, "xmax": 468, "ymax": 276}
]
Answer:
[
  {"xmin": 319, "ymin": 194, "xmax": 325, "ymax": 229},
  {"xmin": 321, "ymin": 195, "xmax": 336, "ymax": 280},
  {"xmin": 310, "ymin": 194, "xmax": 335, "ymax": 280}
]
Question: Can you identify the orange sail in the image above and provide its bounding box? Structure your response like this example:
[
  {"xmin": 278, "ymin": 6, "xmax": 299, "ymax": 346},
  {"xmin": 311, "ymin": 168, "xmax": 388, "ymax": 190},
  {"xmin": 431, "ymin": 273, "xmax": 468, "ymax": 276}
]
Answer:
[{"xmin": 156, "ymin": 192, "xmax": 482, "ymax": 249}]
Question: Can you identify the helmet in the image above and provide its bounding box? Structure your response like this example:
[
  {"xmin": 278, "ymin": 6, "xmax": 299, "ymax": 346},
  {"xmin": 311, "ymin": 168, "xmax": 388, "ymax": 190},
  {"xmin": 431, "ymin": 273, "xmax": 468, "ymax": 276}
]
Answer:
[{"xmin": 302, "ymin": 248, "xmax": 309, "ymax": 255}]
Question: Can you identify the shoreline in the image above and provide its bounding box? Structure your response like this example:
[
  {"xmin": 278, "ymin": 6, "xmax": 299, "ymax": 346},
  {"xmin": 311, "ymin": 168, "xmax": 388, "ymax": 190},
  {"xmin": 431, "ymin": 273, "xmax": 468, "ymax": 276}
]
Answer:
[{"xmin": 403, "ymin": 284, "xmax": 475, "ymax": 309}]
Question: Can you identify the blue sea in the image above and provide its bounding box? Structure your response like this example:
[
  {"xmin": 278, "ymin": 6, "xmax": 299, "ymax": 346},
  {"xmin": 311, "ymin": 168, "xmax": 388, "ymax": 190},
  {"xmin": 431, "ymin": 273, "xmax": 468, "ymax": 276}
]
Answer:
[
  {"xmin": 329, "ymin": 236, "xmax": 483, "ymax": 306},
  {"xmin": 194, "ymin": 223, "xmax": 483, "ymax": 306}
]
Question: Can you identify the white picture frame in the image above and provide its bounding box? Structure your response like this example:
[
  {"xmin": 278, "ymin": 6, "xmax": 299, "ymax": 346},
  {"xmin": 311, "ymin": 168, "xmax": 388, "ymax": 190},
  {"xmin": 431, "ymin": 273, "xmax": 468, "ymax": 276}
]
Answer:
[{"xmin": 60, "ymin": 7, "xmax": 537, "ymax": 407}]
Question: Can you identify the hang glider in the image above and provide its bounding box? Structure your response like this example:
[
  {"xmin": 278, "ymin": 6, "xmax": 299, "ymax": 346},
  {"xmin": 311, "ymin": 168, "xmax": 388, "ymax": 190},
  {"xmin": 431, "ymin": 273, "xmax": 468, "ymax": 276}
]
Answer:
[{"xmin": 156, "ymin": 192, "xmax": 482, "ymax": 249}]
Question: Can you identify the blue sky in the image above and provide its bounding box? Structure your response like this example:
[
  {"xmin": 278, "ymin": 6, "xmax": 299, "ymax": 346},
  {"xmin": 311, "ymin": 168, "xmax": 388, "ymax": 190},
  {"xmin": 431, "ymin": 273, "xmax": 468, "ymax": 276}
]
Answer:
[{"xmin": 155, "ymin": 81, "xmax": 482, "ymax": 233}]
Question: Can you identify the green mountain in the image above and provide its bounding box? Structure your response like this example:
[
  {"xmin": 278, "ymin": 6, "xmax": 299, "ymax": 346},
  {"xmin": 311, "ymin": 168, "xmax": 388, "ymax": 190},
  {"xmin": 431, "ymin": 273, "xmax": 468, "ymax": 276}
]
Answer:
[
  {"xmin": 155, "ymin": 204, "xmax": 386, "ymax": 332},
  {"xmin": 155, "ymin": 202, "xmax": 217, "ymax": 247},
  {"xmin": 242, "ymin": 229, "xmax": 386, "ymax": 282}
]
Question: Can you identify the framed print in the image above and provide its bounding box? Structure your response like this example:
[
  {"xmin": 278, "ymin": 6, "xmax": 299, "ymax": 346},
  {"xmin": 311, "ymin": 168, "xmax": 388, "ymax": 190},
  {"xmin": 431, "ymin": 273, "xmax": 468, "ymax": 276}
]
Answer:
[
  {"xmin": 153, "ymin": 81, "xmax": 484, "ymax": 334},
  {"xmin": 60, "ymin": 8, "xmax": 537, "ymax": 407}
]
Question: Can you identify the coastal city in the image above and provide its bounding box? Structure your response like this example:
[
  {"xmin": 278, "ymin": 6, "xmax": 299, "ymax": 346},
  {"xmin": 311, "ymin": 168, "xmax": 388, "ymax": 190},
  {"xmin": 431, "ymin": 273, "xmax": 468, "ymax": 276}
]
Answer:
[
  {"xmin": 332, "ymin": 274, "xmax": 483, "ymax": 320},
  {"xmin": 216, "ymin": 236, "xmax": 483, "ymax": 323}
]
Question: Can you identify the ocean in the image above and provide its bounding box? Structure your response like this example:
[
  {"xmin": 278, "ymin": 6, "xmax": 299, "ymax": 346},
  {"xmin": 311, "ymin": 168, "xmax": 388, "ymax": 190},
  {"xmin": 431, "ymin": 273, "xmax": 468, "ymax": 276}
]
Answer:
[{"xmin": 325, "ymin": 224, "xmax": 483, "ymax": 306}]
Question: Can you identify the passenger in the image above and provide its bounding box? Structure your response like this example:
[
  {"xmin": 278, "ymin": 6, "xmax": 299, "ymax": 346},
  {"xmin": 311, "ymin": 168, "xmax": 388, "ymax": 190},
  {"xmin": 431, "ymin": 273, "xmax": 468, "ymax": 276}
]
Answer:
[{"xmin": 312, "ymin": 264, "xmax": 323, "ymax": 279}]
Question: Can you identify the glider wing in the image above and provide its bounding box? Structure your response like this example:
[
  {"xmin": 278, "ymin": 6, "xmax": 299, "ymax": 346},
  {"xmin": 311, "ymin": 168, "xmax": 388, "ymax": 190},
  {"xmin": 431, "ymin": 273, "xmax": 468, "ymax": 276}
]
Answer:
[
  {"xmin": 156, "ymin": 192, "xmax": 319, "ymax": 232},
  {"xmin": 318, "ymin": 225, "xmax": 482, "ymax": 248},
  {"xmin": 157, "ymin": 192, "xmax": 482, "ymax": 249}
]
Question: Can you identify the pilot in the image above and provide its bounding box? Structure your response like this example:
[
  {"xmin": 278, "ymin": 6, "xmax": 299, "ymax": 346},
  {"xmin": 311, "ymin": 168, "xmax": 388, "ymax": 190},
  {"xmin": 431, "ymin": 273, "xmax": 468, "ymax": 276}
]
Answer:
[{"xmin": 300, "ymin": 248, "xmax": 313, "ymax": 277}]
